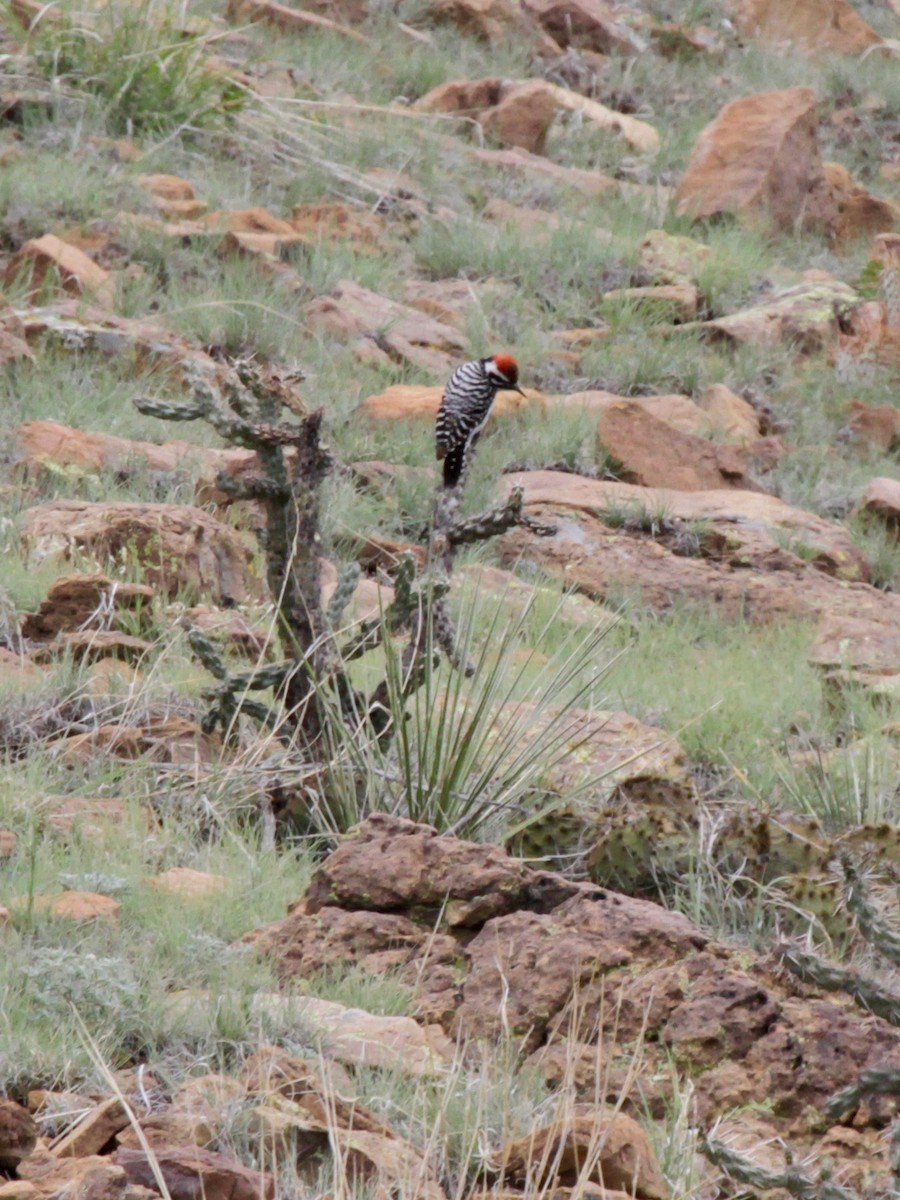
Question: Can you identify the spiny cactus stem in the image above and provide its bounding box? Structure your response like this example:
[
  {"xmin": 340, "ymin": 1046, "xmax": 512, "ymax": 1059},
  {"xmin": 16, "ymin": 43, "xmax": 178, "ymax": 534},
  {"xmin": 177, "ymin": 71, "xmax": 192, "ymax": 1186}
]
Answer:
[
  {"xmin": 776, "ymin": 943, "xmax": 900, "ymax": 1026},
  {"xmin": 213, "ymin": 472, "xmax": 290, "ymax": 501},
  {"xmin": 701, "ymin": 1134, "xmax": 861, "ymax": 1200},
  {"xmin": 186, "ymin": 629, "xmax": 229, "ymax": 680},
  {"xmin": 134, "ymin": 396, "xmax": 211, "ymax": 422},
  {"xmin": 326, "ymin": 562, "xmax": 362, "ymax": 628},
  {"xmin": 826, "ymin": 1065, "xmax": 900, "ymax": 1119},
  {"xmin": 841, "ymin": 858, "xmax": 900, "ymax": 966}
]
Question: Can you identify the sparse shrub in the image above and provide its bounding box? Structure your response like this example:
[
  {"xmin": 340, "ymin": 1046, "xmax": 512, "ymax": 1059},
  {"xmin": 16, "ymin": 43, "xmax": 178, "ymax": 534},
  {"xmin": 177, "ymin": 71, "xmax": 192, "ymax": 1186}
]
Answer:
[{"xmin": 28, "ymin": 0, "xmax": 244, "ymax": 136}]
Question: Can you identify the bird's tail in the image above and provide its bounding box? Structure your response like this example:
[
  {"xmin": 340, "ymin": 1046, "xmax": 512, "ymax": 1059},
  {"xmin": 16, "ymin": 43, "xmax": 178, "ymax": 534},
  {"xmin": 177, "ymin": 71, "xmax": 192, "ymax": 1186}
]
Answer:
[{"xmin": 441, "ymin": 444, "xmax": 466, "ymax": 488}]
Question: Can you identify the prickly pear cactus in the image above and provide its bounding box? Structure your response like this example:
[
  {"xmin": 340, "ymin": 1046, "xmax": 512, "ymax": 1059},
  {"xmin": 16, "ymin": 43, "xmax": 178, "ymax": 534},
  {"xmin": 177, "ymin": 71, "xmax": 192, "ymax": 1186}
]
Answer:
[{"xmin": 583, "ymin": 794, "xmax": 699, "ymax": 892}]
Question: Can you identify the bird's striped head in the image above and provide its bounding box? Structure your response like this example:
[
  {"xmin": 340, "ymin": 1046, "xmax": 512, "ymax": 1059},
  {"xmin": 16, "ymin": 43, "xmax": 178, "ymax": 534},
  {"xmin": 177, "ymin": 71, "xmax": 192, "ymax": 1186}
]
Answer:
[{"xmin": 483, "ymin": 353, "xmax": 525, "ymax": 395}]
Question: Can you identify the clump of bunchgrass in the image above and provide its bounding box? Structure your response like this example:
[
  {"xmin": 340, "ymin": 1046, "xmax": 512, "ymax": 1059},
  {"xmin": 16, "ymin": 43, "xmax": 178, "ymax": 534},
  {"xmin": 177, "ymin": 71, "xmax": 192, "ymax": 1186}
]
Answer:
[{"xmin": 27, "ymin": 0, "xmax": 245, "ymax": 137}]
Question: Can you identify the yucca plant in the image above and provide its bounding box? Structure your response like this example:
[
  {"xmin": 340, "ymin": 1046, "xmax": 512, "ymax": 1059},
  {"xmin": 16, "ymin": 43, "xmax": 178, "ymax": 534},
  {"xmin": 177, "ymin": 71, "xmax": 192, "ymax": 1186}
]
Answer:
[{"xmin": 299, "ymin": 582, "xmax": 617, "ymax": 841}]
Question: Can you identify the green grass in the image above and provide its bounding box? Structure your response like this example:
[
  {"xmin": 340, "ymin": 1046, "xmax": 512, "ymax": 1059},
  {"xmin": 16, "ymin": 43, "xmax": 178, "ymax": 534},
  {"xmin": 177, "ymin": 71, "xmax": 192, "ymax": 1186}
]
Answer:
[
  {"xmin": 602, "ymin": 607, "xmax": 824, "ymax": 779},
  {"xmin": 0, "ymin": 763, "xmax": 315, "ymax": 1086},
  {"xmin": 3, "ymin": 0, "xmax": 900, "ymax": 1188}
]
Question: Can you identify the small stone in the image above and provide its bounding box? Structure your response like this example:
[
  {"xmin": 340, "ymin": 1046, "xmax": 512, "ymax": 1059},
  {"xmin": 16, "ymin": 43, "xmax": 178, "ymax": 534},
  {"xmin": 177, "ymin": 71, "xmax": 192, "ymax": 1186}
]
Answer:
[
  {"xmin": 602, "ymin": 282, "xmax": 698, "ymax": 321},
  {"xmin": 854, "ymin": 477, "xmax": 900, "ymax": 531},
  {"xmin": 134, "ymin": 173, "xmax": 196, "ymax": 201},
  {"xmin": 53, "ymin": 1097, "xmax": 128, "ymax": 1158},
  {"xmin": 478, "ymin": 80, "xmax": 559, "ymax": 155},
  {"xmin": 27, "ymin": 890, "xmax": 121, "ymax": 923},
  {"xmin": 148, "ymin": 868, "xmax": 228, "ymax": 900},
  {"xmin": 695, "ymin": 384, "xmax": 761, "ymax": 445}
]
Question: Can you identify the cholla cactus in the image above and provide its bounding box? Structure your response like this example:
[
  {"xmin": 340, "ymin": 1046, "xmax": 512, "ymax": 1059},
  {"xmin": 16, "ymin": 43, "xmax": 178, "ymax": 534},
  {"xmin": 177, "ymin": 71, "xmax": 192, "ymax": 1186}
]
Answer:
[{"xmin": 136, "ymin": 356, "xmax": 554, "ymax": 753}]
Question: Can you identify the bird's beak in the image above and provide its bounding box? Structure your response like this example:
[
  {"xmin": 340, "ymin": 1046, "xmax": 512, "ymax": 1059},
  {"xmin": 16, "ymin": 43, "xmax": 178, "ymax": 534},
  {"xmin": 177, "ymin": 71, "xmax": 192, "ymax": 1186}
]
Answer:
[{"xmin": 510, "ymin": 384, "xmax": 527, "ymax": 397}]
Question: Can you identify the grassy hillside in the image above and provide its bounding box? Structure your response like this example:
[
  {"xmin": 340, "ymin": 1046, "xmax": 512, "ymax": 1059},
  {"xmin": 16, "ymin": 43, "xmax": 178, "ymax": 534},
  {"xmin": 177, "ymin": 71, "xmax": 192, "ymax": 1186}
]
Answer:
[{"xmin": 1, "ymin": 0, "xmax": 899, "ymax": 1195}]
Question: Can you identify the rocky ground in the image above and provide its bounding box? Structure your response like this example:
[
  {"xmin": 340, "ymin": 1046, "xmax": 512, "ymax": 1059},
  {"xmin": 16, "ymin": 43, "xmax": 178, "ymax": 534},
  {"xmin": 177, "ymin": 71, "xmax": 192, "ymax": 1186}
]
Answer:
[{"xmin": 1, "ymin": 0, "xmax": 900, "ymax": 1197}]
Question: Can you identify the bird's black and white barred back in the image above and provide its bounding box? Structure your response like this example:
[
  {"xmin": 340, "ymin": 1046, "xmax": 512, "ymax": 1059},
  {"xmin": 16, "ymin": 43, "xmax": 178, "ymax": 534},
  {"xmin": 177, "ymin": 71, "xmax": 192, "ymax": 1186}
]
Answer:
[{"xmin": 435, "ymin": 354, "xmax": 524, "ymax": 488}]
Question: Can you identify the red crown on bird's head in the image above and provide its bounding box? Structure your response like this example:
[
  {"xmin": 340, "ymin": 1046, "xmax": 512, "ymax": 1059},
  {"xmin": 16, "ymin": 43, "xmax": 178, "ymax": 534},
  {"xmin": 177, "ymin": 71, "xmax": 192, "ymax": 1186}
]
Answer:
[{"xmin": 489, "ymin": 353, "xmax": 519, "ymax": 385}]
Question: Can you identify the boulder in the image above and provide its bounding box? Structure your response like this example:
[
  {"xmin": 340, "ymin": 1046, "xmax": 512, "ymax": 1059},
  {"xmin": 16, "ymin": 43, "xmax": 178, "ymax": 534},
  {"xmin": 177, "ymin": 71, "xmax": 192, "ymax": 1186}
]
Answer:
[
  {"xmin": 333, "ymin": 1128, "xmax": 448, "ymax": 1200},
  {"xmin": 56, "ymin": 717, "xmax": 218, "ymax": 767},
  {"xmin": 853, "ymin": 476, "xmax": 900, "ymax": 530},
  {"xmin": 819, "ymin": 161, "xmax": 897, "ymax": 245},
  {"xmin": 423, "ymin": 0, "xmax": 560, "ymax": 50},
  {"xmin": 20, "ymin": 572, "xmax": 154, "ymax": 640},
  {"xmin": 471, "ymin": 145, "xmax": 619, "ymax": 195},
  {"xmin": 225, "ymin": 0, "xmax": 367, "ymax": 40},
  {"xmin": 178, "ymin": 605, "xmax": 270, "ymax": 658},
  {"xmin": 696, "ymin": 278, "xmax": 859, "ymax": 349},
  {"xmin": 639, "ymin": 228, "xmax": 711, "ymax": 284},
  {"xmin": 531, "ymin": 81, "xmax": 658, "ymax": 153},
  {"xmin": 17, "ymin": 1146, "xmax": 127, "ymax": 1200},
  {"xmin": 242, "ymin": 905, "xmax": 458, "ymax": 981},
  {"xmin": 241, "ymin": 1045, "xmax": 386, "ymax": 1132},
  {"xmin": 305, "ymin": 281, "xmax": 467, "ymax": 375},
  {"xmin": 0, "ymin": 312, "xmax": 33, "ymax": 367},
  {"xmin": 134, "ymin": 173, "xmax": 196, "ymax": 201},
  {"xmin": 4, "ymin": 235, "xmax": 114, "ymax": 306},
  {"xmin": 20, "ymin": 500, "xmax": 256, "ymax": 604},
  {"xmin": 39, "ymin": 796, "xmax": 137, "ymax": 838},
  {"xmin": 15, "ymin": 419, "xmax": 253, "ymax": 493},
  {"xmin": 598, "ymin": 402, "xmax": 760, "ymax": 490},
  {"xmin": 247, "ymin": 994, "xmax": 454, "ymax": 1075},
  {"xmin": 810, "ymin": 612, "xmax": 900, "ymax": 672},
  {"xmin": 403, "ymin": 276, "xmax": 514, "ymax": 327},
  {"xmin": 196, "ymin": 207, "xmax": 297, "ymax": 235},
  {"xmin": 80, "ymin": 657, "xmax": 142, "ymax": 696},
  {"xmin": 415, "ymin": 78, "xmax": 503, "ymax": 114},
  {"xmin": 521, "ymin": 0, "xmax": 644, "ymax": 54},
  {"xmin": 304, "ymin": 813, "xmax": 579, "ymax": 924},
  {"xmin": 675, "ymin": 87, "xmax": 825, "ymax": 230},
  {"xmin": 0, "ymin": 1101, "xmax": 37, "ymax": 1170},
  {"xmin": 491, "ymin": 1110, "xmax": 667, "ymax": 1199},
  {"xmin": 493, "ymin": 474, "xmax": 900, "ymax": 667},
  {"xmin": 53, "ymin": 1097, "xmax": 128, "ymax": 1158},
  {"xmin": 0, "ymin": 648, "xmax": 42, "ymax": 685},
  {"xmin": 478, "ymin": 80, "xmax": 559, "ymax": 154},
  {"xmin": 847, "ymin": 400, "xmax": 900, "ymax": 450},
  {"xmin": 117, "ymin": 1145, "xmax": 275, "ymax": 1200},
  {"xmin": 452, "ymin": 901, "xmax": 655, "ymax": 1045},
  {"xmin": 357, "ymin": 383, "xmax": 533, "ymax": 423},
  {"xmin": 732, "ymin": 0, "xmax": 883, "ymax": 55},
  {"xmin": 289, "ymin": 202, "xmax": 385, "ymax": 250},
  {"xmin": 134, "ymin": 174, "xmax": 206, "ymax": 219},
  {"xmin": 243, "ymin": 813, "xmax": 900, "ymax": 1164},
  {"xmin": 28, "ymin": 630, "xmax": 152, "ymax": 665}
]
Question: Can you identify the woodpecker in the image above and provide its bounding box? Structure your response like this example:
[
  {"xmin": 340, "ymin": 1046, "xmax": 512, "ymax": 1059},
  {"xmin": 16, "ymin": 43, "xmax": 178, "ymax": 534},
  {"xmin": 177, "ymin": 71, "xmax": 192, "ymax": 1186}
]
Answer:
[{"xmin": 435, "ymin": 354, "xmax": 525, "ymax": 488}]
